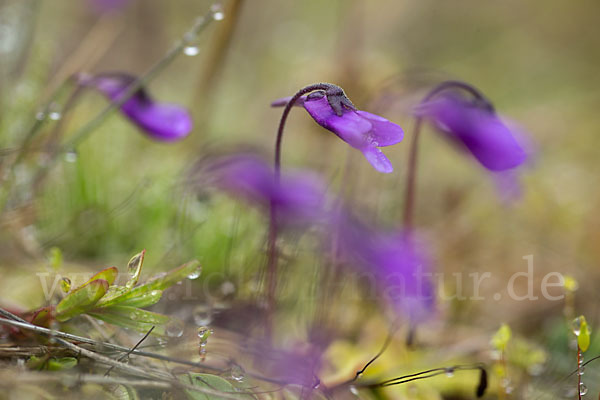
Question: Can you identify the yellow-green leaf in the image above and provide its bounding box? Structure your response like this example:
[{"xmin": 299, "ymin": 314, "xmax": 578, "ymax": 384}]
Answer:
[
  {"xmin": 55, "ymin": 279, "xmax": 109, "ymax": 322},
  {"xmin": 88, "ymin": 305, "xmax": 169, "ymax": 333},
  {"xmin": 97, "ymin": 260, "xmax": 200, "ymax": 308},
  {"xmin": 491, "ymin": 323, "xmax": 512, "ymax": 351}
]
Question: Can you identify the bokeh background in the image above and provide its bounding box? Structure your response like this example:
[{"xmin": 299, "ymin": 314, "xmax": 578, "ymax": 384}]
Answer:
[{"xmin": 1, "ymin": 0, "xmax": 599, "ymax": 398}]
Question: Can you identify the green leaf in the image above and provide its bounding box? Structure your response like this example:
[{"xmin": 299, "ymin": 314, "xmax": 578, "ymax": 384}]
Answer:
[
  {"xmin": 574, "ymin": 315, "xmax": 592, "ymax": 352},
  {"xmin": 29, "ymin": 306, "xmax": 53, "ymax": 327},
  {"xmin": 97, "ymin": 260, "xmax": 200, "ymax": 308},
  {"xmin": 55, "ymin": 279, "xmax": 109, "ymax": 322},
  {"xmin": 117, "ymin": 289, "xmax": 163, "ymax": 308},
  {"xmin": 88, "ymin": 305, "xmax": 169, "ymax": 333},
  {"xmin": 48, "ymin": 247, "xmax": 63, "ymax": 271},
  {"xmin": 46, "ymin": 357, "xmax": 78, "ymax": 371},
  {"xmin": 491, "ymin": 323, "xmax": 512, "ymax": 351},
  {"xmin": 179, "ymin": 373, "xmax": 252, "ymax": 400},
  {"xmin": 83, "ymin": 266, "xmax": 119, "ymax": 286},
  {"xmin": 27, "ymin": 356, "xmax": 77, "ymax": 371}
]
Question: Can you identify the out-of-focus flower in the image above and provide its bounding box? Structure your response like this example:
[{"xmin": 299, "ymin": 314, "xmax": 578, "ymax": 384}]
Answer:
[
  {"xmin": 78, "ymin": 73, "xmax": 192, "ymax": 142},
  {"xmin": 89, "ymin": 0, "xmax": 130, "ymax": 13},
  {"xmin": 272, "ymin": 92, "xmax": 404, "ymax": 174},
  {"xmin": 415, "ymin": 93, "xmax": 527, "ymax": 172},
  {"xmin": 334, "ymin": 212, "xmax": 434, "ymax": 322},
  {"xmin": 189, "ymin": 152, "xmax": 327, "ymax": 226}
]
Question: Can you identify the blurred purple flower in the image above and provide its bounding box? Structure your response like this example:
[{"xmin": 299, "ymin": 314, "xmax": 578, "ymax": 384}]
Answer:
[
  {"xmin": 190, "ymin": 152, "xmax": 327, "ymax": 226},
  {"xmin": 255, "ymin": 343, "xmax": 323, "ymax": 388},
  {"xmin": 272, "ymin": 92, "xmax": 404, "ymax": 174},
  {"xmin": 415, "ymin": 93, "xmax": 527, "ymax": 172},
  {"xmin": 78, "ymin": 73, "xmax": 192, "ymax": 142},
  {"xmin": 335, "ymin": 212, "xmax": 434, "ymax": 321},
  {"xmin": 89, "ymin": 0, "xmax": 130, "ymax": 13}
]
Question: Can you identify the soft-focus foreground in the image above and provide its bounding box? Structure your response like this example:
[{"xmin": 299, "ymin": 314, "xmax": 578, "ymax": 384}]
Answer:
[{"xmin": 1, "ymin": 1, "xmax": 599, "ymax": 399}]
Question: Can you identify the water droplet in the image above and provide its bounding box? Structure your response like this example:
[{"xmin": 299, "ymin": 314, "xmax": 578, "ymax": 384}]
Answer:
[
  {"xmin": 220, "ymin": 281, "xmax": 235, "ymax": 296},
  {"xmin": 193, "ymin": 305, "xmax": 213, "ymax": 326},
  {"xmin": 445, "ymin": 368, "xmax": 454, "ymax": 378},
  {"xmin": 572, "ymin": 316, "xmax": 582, "ymax": 336},
  {"xmin": 183, "ymin": 46, "xmax": 200, "ymax": 56},
  {"xmin": 49, "ymin": 111, "xmax": 62, "ymax": 121},
  {"xmin": 230, "ymin": 364, "xmax": 244, "ymax": 382},
  {"xmin": 60, "ymin": 277, "xmax": 71, "ymax": 293},
  {"xmin": 64, "ymin": 150, "xmax": 78, "ymax": 163},
  {"xmin": 349, "ymin": 385, "xmax": 359, "ymax": 396},
  {"xmin": 35, "ymin": 111, "xmax": 46, "ymax": 120},
  {"xmin": 197, "ymin": 326, "xmax": 212, "ymax": 343},
  {"xmin": 187, "ymin": 266, "xmax": 202, "ymax": 280},
  {"xmin": 578, "ymin": 366, "xmax": 585, "ymax": 376},
  {"xmin": 166, "ymin": 319, "xmax": 184, "ymax": 337},
  {"xmin": 210, "ymin": 4, "xmax": 225, "ymax": 20},
  {"xmin": 580, "ymin": 383, "xmax": 588, "ymax": 396}
]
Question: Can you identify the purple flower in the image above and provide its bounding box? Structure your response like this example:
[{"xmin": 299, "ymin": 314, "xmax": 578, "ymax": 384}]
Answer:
[
  {"xmin": 78, "ymin": 73, "xmax": 192, "ymax": 142},
  {"xmin": 335, "ymin": 212, "xmax": 434, "ymax": 321},
  {"xmin": 272, "ymin": 92, "xmax": 404, "ymax": 174},
  {"xmin": 415, "ymin": 93, "xmax": 527, "ymax": 172},
  {"xmin": 190, "ymin": 152, "xmax": 327, "ymax": 226},
  {"xmin": 89, "ymin": 0, "xmax": 130, "ymax": 13}
]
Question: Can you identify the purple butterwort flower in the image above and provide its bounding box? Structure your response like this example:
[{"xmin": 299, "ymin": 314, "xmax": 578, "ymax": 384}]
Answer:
[
  {"xmin": 415, "ymin": 92, "xmax": 527, "ymax": 172},
  {"xmin": 89, "ymin": 0, "xmax": 130, "ymax": 13},
  {"xmin": 189, "ymin": 152, "xmax": 327, "ymax": 226},
  {"xmin": 78, "ymin": 73, "xmax": 192, "ymax": 142},
  {"xmin": 254, "ymin": 343, "xmax": 323, "ymax": 388},
  {"xmin": 335, "ymin": 212, "xmax": 434, "ymax": 321},
  {"xmin": 272, "ymin": 92, "xmax": 404, "ymax": 174}
]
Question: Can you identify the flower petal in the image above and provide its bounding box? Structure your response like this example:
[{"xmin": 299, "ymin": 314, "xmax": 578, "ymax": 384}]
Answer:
[
  {"xmin": 417, "ymin": 95, "xmax": 527, "ymax": 171},
  {"xmin": 192, "ymin": 152, "xmax": 327, "ymax": 226},
  {"xmin": 356, "ymin": 110, "xmax": 404, "ymax": 146},
  {"xmin": 81, "ymin": 73, "xmax": 192, "ymax": 142},
  {"xmin": 270, "ymin": 96, "xmax": 306, "ymax": 108},
  {"xmin": 303, "ymin": 96, "xmax": 371, "ymax": 147},
  {"xmin": 360, "ymin": 146, "xmax": 394, "ymax": 173}
]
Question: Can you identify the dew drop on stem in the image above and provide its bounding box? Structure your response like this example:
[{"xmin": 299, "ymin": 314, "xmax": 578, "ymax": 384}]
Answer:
[
  {"xmin": 210, "ymin": 3, "xmax": 225, "ymax": 20},
  {"xmin": 166, "ymin": 319, "xmax": 184, "ymax": 337},
  {"xmin": 230, "ymin": 364, "xmax": 244, "ymax": 382}
]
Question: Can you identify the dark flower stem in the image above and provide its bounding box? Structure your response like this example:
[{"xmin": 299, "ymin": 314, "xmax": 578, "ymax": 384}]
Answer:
[
  {"xmin": 402, "ymin": 80, "xmax": 491, "ymax": 229},
  {"xmin": 577, "ymin": 346, "xmax": 582, "ymax": 400},
  {"xmin": 265, "ymin": 82, "xmax": 337, "ymax": 341}
]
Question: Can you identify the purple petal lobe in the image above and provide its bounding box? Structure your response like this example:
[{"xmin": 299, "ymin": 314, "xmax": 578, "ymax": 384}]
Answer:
[
  {"xmin": 360, "ymin": 146, "xmax": 394, "ymax": 173},
  {"xmin": 81, "ymin": 73, "xmax": 192, "ymax": 142},
  {"xmin": 417, "ymin": 95, "xmax": 527, "ymax": 171},
  {"xmin": 303, "ymin": 97, "xmax": 371, "ymax": 147},
  {"xmin": 270, "ymin": 96, "xmax": 306, "ymax": 108},
  {"xmin": 356, "ymin": 110, "xmax": 404, "ymax": 146}
]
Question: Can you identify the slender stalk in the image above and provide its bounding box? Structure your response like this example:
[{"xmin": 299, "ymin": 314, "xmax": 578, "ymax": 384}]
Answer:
[
  {"xmin": 265, "ymin": 82, "xmax": 332, "ymax": 341},
  {"xmin": 402, "ymin": 80, "xmax": 492, "ymax": 229},
  {"xmin": 577, "ymin": 346, "xmax": 582, "ymax": 400}
]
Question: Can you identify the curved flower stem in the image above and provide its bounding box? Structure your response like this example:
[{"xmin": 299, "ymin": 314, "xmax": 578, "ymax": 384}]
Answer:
[
  {"xmin": 402, "ymin": 80, "xmax": 492, "ymax": 230},
  {"xmin": 265, "ymin": 82, "xmax": 337, "ymax": 341},
  {"xmin": 273, "ymin": 83, "xmax": 332, "ymax": 178}
]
